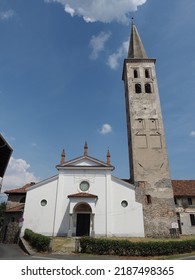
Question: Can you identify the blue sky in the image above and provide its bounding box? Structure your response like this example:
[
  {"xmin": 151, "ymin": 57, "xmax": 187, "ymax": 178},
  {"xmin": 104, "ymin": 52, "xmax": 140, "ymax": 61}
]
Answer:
[{"xmin": 0, "ymin": 0, "xmax": 195, "ymax": 190}]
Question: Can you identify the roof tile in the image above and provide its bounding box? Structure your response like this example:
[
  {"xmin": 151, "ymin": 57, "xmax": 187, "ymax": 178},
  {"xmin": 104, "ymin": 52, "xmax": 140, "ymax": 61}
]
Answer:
[
  {"xmin": 172, "ymin": 180, "xmax": 195, "ymax": 196},
  {"xmin": 68, "ymin": 193, "xmax": 98, "ymax": 198},
  {"xmin": 4, "ymin": 182, "xmax": 35, "ymax": 194}
]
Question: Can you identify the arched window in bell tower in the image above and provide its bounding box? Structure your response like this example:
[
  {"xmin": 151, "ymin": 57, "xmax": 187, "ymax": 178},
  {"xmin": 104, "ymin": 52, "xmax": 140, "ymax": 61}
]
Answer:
[
  {"xmin": 134, "ymin": 69, "xmax": 138, "ymax": 78},
  {"xmin": 145, "ymin": 69, "xmax": 150, "ymax": 78},
  {"xmin": 145, "ymin": 83, "xmax": 152, "ymax": 93},
  {"xmin": 135, "ymin": 83, "xmax": 142, "ymax": 93}
]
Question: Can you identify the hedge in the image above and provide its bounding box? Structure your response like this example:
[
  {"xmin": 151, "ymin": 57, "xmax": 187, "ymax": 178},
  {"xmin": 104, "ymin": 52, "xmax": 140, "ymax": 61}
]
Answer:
[
  {"xmin": 79, "ymin": 237, "xmax": 195, "ymax": 256},
  {"xmin": 24, "ymin": 228, "xmax": 51, "ymax": 252}
]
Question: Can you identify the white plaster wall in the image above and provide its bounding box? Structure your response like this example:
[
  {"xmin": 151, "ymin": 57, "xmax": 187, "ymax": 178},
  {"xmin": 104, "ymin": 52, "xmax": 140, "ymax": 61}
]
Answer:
[
  {"xmin": 180, "ymin": 211, "xmax": 195, "ymax": 235},
  {"xmin": 111, "ymin": 177, "xmax": 145, "ymax": 237},
  {"xmin": 91, "ymin": 171, "xmax": 109, "ymax": 236},
  {"xmin": 54, "ymin": 169, "xmax": 108, "ymax": 236},
  {"xmin": 22, "ymin": 177, "xmax": 58, "ymax": 236}
]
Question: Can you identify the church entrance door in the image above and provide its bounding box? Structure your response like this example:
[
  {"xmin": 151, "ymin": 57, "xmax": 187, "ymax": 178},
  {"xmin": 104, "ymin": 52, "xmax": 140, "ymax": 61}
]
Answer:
[
  {"xmin": 76, "ymin": 213, "xmax": 90, "ymax": 236},
  {"xmin": 74, "ymin": 203, "xmax": 92, "ymax": 237}
]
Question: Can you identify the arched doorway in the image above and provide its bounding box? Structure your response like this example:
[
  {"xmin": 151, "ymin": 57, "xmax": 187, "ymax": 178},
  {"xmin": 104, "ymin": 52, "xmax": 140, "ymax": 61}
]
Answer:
[{"xmin": 74, "ymin": 203, "xmax": 92, "ymax": 237}]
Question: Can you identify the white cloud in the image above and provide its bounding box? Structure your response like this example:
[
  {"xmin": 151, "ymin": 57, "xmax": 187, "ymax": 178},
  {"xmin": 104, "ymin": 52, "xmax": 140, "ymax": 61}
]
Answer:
[
  {"xmin": 64, "ymin": 4, "xmax": 75, "ymax": 17},
  {"xmin": 89, "ymin": 31, "xmax": 111, "ymax": 60},
  {"xmin": 190, "ymin": 131, "xmax": 195, "ymax": 137},
  {"xmin": 2, "ymin": 157, "xmax": 39, "ymax": 190},
  {"xmin": 45, "ymin": 0, "xmax": 147, "ymax": 23},
  {"xmin": 99, "ymin": 123, "xmax": 112, "ymax": 135},
  {"xmin": 0, "ymin": 10, "xmax": 15, "ymax": 21},
  {"xmin": 107, "ymin": 39, "xmax": 129, "ymax": 70}
]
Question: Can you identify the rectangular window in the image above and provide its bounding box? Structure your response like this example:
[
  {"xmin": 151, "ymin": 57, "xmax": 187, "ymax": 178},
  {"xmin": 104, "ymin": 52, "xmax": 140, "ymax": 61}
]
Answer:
[
  {"xmin": 133, "ymin": 69, "xmax": 139, "ymax": 78},
  {"xmin": 145, "ymin": 69, "xmax": 151, "ymax": 78},
  {"xmin": 188, "ymin": 198, "xmax": 192, "ymax": 206},
  {"xmin": 146, "ymin": 195, "xmax": 152, "ymax": 204},
  {"xmin": 138, "ymin": 181, "xmax": 145, "ymax": 188},
  {"xmin": 190, "ymin": 214, "xmax": 195, "ymax": 226}
]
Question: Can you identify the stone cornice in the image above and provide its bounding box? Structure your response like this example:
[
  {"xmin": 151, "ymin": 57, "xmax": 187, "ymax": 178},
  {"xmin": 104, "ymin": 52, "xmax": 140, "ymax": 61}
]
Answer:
[{"xmin": 124, "ymin": 58, "xmax": 156, "ymax": 64}]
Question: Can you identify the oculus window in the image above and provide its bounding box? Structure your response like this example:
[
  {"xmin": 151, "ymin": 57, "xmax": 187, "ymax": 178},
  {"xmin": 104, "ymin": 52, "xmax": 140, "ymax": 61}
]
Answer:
[
  {"xmin": 121, "ymin": 200, "xmax": 128, "ymax": 207},
  {"xmin": 41, "ymin": 199, "xmax": 47, "ymax": 206},
  {"xmin": 80, "ymin": 181, "xmax": 90, "ymax": 192}
]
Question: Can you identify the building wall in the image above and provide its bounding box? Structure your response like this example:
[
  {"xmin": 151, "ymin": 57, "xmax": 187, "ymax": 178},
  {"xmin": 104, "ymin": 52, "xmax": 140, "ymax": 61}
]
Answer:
[
  {"xmin": 54, "ymin": 169, "xmax": 144, "ymax": 237},
  {"xmin": 22, "ymin": 169, "xmax": 144, "ymax": 237},
  {"xmin": 177, "ymin": 209, "xmax": 195, "ymax": 235},
  {"xmin": 175, "ymin": 196, "xmax": 195, "ymax": 235},
  {"xmin": 22, "ymin": 177, "xmax": 58, "ymax": 236},
  {"xmin": 54, "ymin": 169, "xmax": 108, "ymax": 236},
  {"xmin": 111, "ymin": 177, "xmax": 144, "ymax": 237},
  {"xmin": 0, "ymin": 214, "xmax": 21, "ymax": 243}
]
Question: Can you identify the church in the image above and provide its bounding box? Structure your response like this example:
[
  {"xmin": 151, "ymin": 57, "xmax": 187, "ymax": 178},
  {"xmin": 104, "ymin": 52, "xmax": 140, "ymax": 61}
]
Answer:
[
  {"xmin": 22, "ymin": 144, "xmax": 144, "ymax": 237},
  {"xmin": 21, "ymin": 21, "xmax": 179, "ymax": 238}
]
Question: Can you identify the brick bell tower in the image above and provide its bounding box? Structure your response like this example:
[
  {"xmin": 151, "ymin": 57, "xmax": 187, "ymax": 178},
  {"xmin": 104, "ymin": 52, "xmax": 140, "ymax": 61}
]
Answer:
[{"xmin": 122, "ymin": 20, "xmax": 177, "ymax": 237}]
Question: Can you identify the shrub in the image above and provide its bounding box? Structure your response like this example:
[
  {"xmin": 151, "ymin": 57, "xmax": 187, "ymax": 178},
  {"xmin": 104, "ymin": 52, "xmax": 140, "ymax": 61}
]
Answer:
[
  {"xmin": 79, "ymin": 237, "xmax": 195, "ymax": 257},
  {"xmin": 24, "ymin": 228, "xmax": 50, "ymax": 252}
]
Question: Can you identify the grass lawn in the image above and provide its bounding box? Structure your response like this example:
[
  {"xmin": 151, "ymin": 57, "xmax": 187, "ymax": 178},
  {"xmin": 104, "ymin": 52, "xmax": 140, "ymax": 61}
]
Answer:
[{"xmin": 51, "ymin": 237, "xmax": 75, "ymax": 252}]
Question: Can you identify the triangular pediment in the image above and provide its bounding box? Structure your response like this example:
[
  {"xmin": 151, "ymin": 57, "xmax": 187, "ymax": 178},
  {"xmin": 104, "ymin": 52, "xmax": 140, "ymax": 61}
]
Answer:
[{"xmin": 56, "ymin": 155, "xmax": 114, "ymax": 170}]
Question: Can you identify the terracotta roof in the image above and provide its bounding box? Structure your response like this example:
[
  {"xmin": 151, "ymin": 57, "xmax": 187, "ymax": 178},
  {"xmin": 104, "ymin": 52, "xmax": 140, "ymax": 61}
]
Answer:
[
  {"xmin": 5, "ymin": 203, "xmax": 25, "ymax": 213},
  {"xmin": 172, "ymin": 180, "xmax": 195, "ymax": 196},
  {"xmin": 4, "ymin": 182, "xmax": 35, "ymax": 194},
  {"xmin": 68, "ymin": 193, "xmax": 98, "ymax": 198}
]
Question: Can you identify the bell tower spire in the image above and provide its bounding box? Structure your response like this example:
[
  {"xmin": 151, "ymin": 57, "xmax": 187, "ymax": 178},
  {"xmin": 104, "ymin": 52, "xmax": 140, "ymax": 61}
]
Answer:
[
  {"xmin": 122, "ymin": 22, "xmax": 177, "ymax": 237},
  {"xmin": 128, "ymin": 18, "xmax": 148, "ymax": 59}
]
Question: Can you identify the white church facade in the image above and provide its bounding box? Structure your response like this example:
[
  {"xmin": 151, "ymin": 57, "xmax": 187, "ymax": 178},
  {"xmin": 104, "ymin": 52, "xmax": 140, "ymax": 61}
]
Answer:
[{"xmin": 22, "ymin": 145, "xmax": 144, "ymax": 237}]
